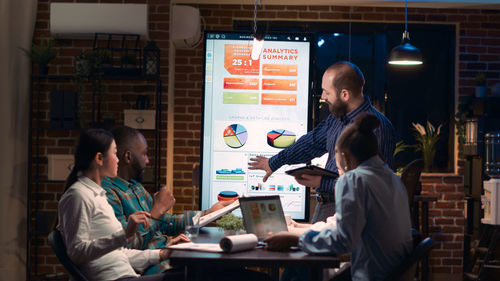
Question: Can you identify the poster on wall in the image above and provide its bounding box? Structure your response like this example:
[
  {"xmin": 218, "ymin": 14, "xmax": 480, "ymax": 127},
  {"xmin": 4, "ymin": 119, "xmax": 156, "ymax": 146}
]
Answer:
[{"xmin": 201, "ymin": 31, "xmax": 312, "ymax": 220}]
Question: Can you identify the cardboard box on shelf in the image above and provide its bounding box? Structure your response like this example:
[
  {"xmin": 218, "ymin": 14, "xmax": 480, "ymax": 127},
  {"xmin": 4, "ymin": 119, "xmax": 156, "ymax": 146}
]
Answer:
[
  {"xmin": 124, "ymin": 109, "xmax": 155, "ymax": 130},
  {"xmin": 47, "ymin": 154, "xmax": 74, "ymax": 181}
]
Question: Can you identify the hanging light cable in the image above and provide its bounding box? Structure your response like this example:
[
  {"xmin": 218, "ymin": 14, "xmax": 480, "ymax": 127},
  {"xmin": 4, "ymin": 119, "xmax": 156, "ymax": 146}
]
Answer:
[
  {"xmin": 251, "ymin": 0, "xmax": 264, "ymax": 60},
  {"xmin": 348, "ymin": 6, "xmax": 352, "ymax": 61},
  {"xmin": 388, "ymin": 0, "xmax": 423, "ymax": 65}
]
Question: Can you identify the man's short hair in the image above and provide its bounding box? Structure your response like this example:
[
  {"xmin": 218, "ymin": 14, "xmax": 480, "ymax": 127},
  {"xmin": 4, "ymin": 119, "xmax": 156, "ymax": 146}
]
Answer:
[
  {"xmin": 327, "ymin": 61, "xmax": 365, "ymax": 97},
  {"xmin": 110, "ymin": 125, "xmax": 141, "ymax": 156}
]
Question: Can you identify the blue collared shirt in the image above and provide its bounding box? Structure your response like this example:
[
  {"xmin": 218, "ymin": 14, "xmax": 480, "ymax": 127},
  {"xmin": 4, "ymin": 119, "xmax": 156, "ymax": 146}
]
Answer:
[
  {"xmin": 268, "ymin": 96, "xmax": 396, "ymax": 193},
  {"xmin": 298, "ymin": 156, "xmax": 413, "ymax": 281}
]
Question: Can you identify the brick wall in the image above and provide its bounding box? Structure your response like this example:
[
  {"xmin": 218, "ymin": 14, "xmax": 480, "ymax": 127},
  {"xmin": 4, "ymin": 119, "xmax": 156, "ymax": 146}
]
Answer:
[
  {"xmin": 29, "ymin": 1, "xmax": 500, "ymax": 280},
  {"xmin": 422, "ymin": 174, "xmax": 465, "ymax": 278}
]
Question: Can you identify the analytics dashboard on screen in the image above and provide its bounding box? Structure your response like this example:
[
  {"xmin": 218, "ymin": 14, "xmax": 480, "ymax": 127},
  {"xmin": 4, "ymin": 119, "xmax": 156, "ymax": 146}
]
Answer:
[{"xmin": 201, "ymin": 32, "xmax": 312, "ymax": 220}]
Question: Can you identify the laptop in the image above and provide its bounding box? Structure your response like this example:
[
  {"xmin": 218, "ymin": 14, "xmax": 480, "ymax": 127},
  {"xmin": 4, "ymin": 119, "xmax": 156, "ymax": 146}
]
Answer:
[{"xmin": 239, "ymin": 195, "xmax": 288, "ymax": 240}]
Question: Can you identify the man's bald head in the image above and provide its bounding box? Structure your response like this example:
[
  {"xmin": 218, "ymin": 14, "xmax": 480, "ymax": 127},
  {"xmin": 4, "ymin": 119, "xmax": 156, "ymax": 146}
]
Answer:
[{"xmin": 326, "ymin": 61, "xmax": 365, "ymax": 98}]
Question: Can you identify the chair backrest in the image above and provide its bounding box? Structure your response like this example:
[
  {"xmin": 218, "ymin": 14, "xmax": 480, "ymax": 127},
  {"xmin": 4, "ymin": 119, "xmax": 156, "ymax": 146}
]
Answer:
[
  {"xmin": 48, "ymin": 229, "xmax": 90, "ymax": 281},
  {"xmin": 400, "ymin": 159, "xmax": 425, "ymax": 204},
  {"xmin": 383, "ymin": 237, "xmax": 436, "ymax": 281}
]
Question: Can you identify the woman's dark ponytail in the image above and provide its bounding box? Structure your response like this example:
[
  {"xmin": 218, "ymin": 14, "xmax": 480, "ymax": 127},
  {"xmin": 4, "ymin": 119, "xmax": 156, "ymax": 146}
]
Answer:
[
  {"xmin": 64, "ymin": 129, "xmax": 114, "ymax": 191},
  {"xmin": 64, "ymin": 165, "xmax": 80, "ymax": 191},
  {"xmin": 337, "ymin": 113, "xmax": 381, "ymax": 164}
]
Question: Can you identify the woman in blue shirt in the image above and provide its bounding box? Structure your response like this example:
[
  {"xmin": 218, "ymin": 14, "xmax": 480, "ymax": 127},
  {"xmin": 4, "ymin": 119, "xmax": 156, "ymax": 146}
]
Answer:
[{"xmin": 266, "ymin": 113, "xmax": 413, "ymax": 281}]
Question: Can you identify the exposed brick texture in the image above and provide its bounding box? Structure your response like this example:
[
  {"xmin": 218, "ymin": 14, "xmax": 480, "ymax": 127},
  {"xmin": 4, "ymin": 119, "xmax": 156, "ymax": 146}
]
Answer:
[{"xmin": 29, "ymin": 1, "xmax": 499, "ymax": 279}]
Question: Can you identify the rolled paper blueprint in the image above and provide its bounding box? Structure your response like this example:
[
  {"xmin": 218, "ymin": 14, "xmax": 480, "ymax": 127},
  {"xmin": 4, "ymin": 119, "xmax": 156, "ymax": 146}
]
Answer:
[{"xmin": 219, "ymin": 233, "xmax": 258, "ymax": 253}]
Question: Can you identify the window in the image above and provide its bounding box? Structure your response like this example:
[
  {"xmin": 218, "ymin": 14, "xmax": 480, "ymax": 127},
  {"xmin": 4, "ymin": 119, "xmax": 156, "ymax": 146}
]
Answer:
[{"xmin": 234, "ymin": 21, "xmax": 456, "ymax": 171}]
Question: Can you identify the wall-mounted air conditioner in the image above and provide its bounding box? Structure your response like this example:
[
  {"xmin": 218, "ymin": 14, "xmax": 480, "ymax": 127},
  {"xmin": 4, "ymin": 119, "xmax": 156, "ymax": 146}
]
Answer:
[
  {"xmin": 171, "ymin": 5, "xmax": 202, "ymax": 49},
  {"xmin": 50, "ymin": 3, "xmax": 149, "ymax": 39}
]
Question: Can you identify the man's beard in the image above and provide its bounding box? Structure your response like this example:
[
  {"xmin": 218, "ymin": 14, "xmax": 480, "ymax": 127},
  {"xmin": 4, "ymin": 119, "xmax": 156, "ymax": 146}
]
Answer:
[
  {"xmin": 131, "ymin": 158, "xmax": 144, "ymax": 182},
  {"xmin": 328, "ymin": 98, "xmax": 348, "ymax": 118}
]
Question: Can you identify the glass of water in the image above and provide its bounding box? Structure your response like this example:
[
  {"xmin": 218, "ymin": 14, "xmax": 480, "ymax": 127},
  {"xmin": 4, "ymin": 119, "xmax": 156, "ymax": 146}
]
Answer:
[{"xmin": 184, "ymin": 210, "xmax": 202, "ymax": 240}]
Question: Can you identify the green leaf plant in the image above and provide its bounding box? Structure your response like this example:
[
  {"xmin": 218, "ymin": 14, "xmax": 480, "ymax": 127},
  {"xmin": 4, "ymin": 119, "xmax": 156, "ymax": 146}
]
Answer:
[{"xmin": 412, "ymin": 121, "xmax": 443, "ymax": 172}]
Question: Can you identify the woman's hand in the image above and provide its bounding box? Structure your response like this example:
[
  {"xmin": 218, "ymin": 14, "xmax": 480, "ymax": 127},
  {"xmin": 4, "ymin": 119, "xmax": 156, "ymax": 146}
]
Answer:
[
  {"xmin": 264, "ymin": 231, "xmax": 300, "ymax": 251},
  {"xmin": 167, "ymin": 233, "xmax": 190, "ymax": 246},
  {"xmin": 124, "ymin": 211, "xmax": 151, "ymax": 240}
]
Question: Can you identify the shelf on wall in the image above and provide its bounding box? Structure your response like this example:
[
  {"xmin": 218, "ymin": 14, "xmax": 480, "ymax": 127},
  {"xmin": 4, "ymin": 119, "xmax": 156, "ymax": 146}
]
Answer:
[{"xmin": 32, "ymin": 73, "xmax": 158, "ymax": 81}]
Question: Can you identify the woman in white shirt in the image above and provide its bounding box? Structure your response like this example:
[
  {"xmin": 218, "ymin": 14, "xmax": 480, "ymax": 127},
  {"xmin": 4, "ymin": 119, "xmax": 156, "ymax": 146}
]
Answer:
[{"xmin": 57, "ymin": 129, "xmax": 181, "ymax": 281}]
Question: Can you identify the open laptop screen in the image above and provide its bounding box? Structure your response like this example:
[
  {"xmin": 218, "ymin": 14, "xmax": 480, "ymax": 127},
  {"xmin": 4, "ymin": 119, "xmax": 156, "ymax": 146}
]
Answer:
[{"xmin": 239, "ymin": 196, "xmax": 288, "ymax": 240}]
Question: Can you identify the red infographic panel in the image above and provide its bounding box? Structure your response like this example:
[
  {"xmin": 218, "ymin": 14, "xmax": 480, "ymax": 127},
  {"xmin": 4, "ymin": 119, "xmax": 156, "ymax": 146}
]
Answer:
[
  {"xmin": 262, "ymin": 79, "xmax": 297, "ymax": 91},
  {"xmin": 224, "ymin": 44, "xmax": 260, "ymax": 75},
  {"xmin": 261, "ymin": 93, "xmax": 297, "ymax": 106},
  {"xmin": 262, "ymin": 64, "xmax": 298, "ymax": 76},
  {"xmin": 224, "ymin": 78, "xmax": 259, "ymax": 90}
]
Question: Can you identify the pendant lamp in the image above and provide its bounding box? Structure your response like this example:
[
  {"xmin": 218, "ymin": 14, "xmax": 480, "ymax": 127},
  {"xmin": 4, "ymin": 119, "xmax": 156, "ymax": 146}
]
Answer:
[{"xmin": 388, "ymin": 0, "xmax": 423, "ymax": 65}]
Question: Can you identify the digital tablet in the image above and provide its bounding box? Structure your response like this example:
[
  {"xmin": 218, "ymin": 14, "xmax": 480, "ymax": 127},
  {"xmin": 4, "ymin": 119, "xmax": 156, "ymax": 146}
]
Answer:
[{"xmin": 285, "ymin": 165, "xmax": 339, "ymax": 178}]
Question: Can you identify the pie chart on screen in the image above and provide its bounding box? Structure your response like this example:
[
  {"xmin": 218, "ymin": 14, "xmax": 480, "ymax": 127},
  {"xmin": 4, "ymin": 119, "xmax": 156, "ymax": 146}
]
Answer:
[
  {"xmin": 267, "ymin": 129, "xmax": 296, "ymax": 148},
  {"xmin": 223, "ymin": 124, "xmax": 248, "ymax": 148}
]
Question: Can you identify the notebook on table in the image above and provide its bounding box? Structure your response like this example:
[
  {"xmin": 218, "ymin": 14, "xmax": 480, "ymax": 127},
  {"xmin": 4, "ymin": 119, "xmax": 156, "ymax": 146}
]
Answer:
[{"xmin": 239, "ymin": 195, "xmax": 288, "ymax": 240}]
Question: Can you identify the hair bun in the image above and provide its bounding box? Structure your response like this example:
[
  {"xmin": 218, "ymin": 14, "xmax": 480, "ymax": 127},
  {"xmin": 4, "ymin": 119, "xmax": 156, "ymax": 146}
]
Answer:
[{"xmin": 354, "ymin": 113, "xmax": 380, "ymax": 134}]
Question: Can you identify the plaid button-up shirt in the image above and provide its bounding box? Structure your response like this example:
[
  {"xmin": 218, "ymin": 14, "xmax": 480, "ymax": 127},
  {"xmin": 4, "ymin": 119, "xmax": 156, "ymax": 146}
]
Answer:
[{"xmin": 101, "ymin": 176, "xmax": 185, "ymax": 250}]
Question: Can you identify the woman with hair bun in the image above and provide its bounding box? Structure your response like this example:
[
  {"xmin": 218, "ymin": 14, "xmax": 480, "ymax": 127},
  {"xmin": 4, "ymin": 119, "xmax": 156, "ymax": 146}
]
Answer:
[
  {"xmin": 265, "ymin": 113, "xmax": 413, "ymax": 281},
  {"xmin": 57, "ymin": 129, "xmax": 182, "ymax": 281}
]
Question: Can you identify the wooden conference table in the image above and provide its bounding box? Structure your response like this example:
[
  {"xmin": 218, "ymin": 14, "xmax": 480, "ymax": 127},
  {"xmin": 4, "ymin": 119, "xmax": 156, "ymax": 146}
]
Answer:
[{"xmin": 169, "ymin": 227, "xmax": 340, "ymax": 281}]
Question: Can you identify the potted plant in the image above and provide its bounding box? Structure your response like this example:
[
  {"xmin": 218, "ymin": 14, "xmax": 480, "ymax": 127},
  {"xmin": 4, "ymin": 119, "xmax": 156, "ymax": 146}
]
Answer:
[
  {"xmin": 412, "ymin": 121, "xmax": 443, "ymax": 172},
  {"xmin": 120, "ymin": 52, "xmax": 137, "ymax": 69},
  {"xmin": 394, "ymin": 140, "xmax": 413, "ymax": 175},
  {"xmin": 475, "ymin": 73, "xmax": 487, "ymax": 98},
  {"xmin": 20, "ymin": 38, "xmax": 59, "ymax": 75},
  {"xmin": 74, "ymin": 51, "xmax": 106, "ymax": 128},
  {"xmin": 455, "ymin": 95, "xmax": 474, "ymax": 146},
  {"xmin": 99, "ymin": 50, "xmax": 113, "ymax": 69},
  {"xmin": 102, "ymin": 112, "xmax": 116, "ymax": 130},
  {"xmin": 216, "ymin": 213, "xmax": 244, "ymax": 235}
]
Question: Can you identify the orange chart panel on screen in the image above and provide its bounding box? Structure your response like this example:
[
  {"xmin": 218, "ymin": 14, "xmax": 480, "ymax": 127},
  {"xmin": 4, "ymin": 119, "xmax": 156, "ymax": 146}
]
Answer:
[
  {"xmin": 262, "ymin": 79, "xmax": 297, "ymax": 91},
  {"xmin": 262, "ymin": 64, "xmax": 297, "ymax": 76},
  {"xmin": 223, "ymin": 78, "xmax": 259, "ymax": 90},
  {"xmin": 224, "ymin": 44, "xmax": 260, "ymax": 75},
  {"xmin": 261, "ymin": 93, "xmax": 297, "ymax": 106}
]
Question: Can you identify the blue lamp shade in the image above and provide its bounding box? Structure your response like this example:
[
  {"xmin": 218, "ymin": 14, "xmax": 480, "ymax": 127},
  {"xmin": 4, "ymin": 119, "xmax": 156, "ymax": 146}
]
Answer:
[{"xmin": 388, "ymin": 32, "xmax": 423, "ymax": 66}]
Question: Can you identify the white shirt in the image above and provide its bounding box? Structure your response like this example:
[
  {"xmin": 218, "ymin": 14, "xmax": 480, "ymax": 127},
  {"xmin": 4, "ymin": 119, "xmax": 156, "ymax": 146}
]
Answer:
[{"xmin": 57, "ymin": 176, "xmax": 160, "ymax": 281}]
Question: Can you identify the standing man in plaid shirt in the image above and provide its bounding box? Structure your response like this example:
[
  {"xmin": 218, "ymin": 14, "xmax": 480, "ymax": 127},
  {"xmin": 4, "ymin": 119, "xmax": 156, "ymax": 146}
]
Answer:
[{"xmin": 102, "ymin": 125, "xmax": 233, "ymax": 275}]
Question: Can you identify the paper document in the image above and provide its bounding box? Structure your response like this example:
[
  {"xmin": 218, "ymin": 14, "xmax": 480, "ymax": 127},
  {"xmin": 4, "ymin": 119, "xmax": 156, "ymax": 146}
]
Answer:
[
  {"xmin": 167, "ymin": 242, "xmax": 223, "ymax": 252},
  {"xmin": 199, "ymin": 199, "xmax": 240, "ymax": 227}
]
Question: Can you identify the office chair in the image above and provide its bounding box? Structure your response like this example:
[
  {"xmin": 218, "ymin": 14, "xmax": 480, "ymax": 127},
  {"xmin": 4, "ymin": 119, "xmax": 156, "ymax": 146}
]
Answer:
[
  {"xmin": 383, "ymin": 237, "xmax": 436, "ymax": 281},
  {"xmin": 48, "ymin": 229, "xmax": 90, "ymax": 281},
  {"xmin": 400, "ymin": 159, "xmax": 425, "ymax": 229}
]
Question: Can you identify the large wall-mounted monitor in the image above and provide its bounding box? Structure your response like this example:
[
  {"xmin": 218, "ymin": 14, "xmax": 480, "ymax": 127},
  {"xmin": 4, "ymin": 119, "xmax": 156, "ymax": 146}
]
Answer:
[{"xmin": 201, "ymin": 31, "xmax": 312, "ymax": 221}]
